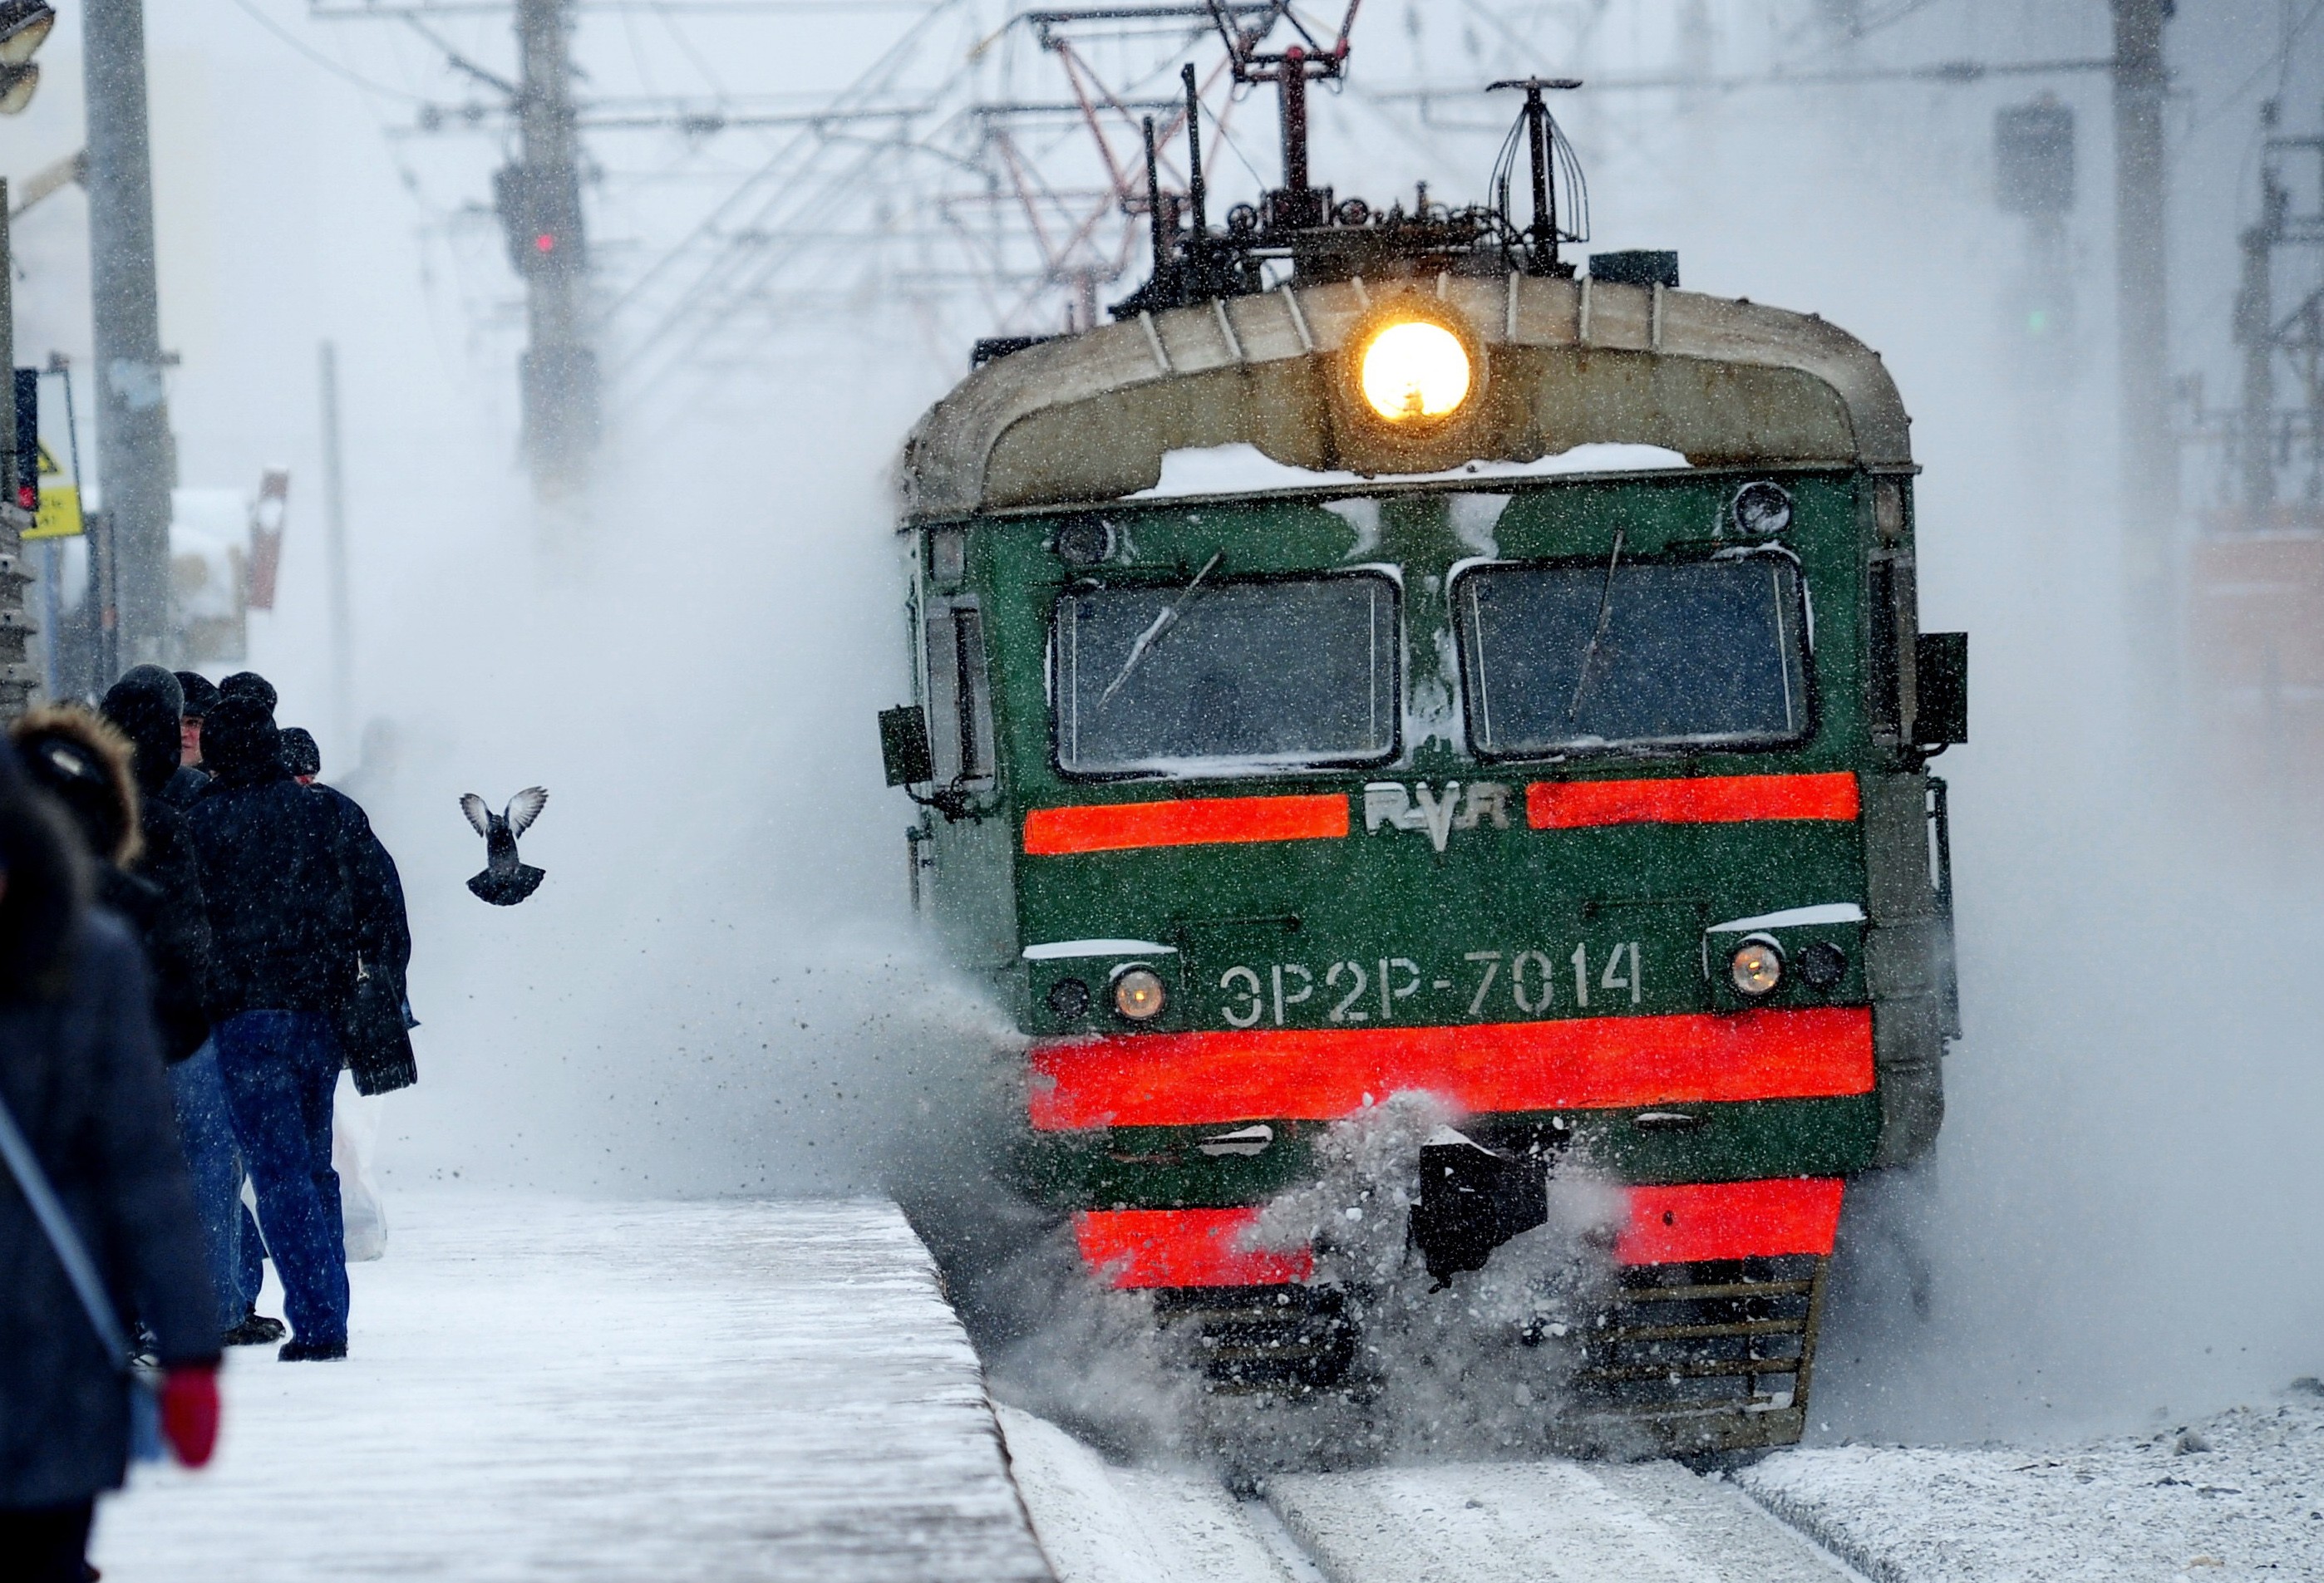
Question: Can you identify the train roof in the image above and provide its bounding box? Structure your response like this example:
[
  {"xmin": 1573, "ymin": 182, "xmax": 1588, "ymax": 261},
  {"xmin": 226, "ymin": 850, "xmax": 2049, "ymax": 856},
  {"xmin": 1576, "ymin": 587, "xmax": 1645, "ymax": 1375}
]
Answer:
[{"xmin": 898, "ymin": 273, "xmax": 1912, "ymax": 526}]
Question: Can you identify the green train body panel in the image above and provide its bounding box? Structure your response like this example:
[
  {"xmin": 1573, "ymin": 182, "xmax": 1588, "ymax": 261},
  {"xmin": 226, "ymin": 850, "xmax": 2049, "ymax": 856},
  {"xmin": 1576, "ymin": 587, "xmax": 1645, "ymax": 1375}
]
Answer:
[{"xmin": 902, "ymin": 462, "xmax": 1953, "ymax": 1208}]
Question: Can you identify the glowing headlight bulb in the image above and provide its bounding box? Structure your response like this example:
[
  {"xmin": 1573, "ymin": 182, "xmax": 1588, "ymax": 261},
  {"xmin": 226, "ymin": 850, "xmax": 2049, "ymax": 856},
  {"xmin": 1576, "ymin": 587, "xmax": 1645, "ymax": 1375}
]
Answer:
[
  {"xmin": 1112, "ymin": 967, "xmax": 1166, "ymax": 1021},
  {"xmin": 1359, "ymin": 320, "xmax": 1472, "ymax": 422},
  {"xmin": 1729, "ymin": 939, "xmax": 1785, "ymax": 998}
]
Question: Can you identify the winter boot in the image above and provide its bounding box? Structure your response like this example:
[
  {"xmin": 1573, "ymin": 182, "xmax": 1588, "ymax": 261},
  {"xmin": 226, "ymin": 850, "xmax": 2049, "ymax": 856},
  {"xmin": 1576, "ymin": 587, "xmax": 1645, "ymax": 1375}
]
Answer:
[
  {"xmin": 222, "ymin": 1310, "xmax": 288, "ymax": 1346},
  {"xmin": 278, "ymin": 1336, "xmax": 347, "ymax": 1362}
]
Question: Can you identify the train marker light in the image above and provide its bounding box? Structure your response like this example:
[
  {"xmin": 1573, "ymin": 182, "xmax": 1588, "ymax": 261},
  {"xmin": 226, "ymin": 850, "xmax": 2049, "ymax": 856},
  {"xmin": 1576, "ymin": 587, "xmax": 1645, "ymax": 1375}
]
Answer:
[
  {"xmin": 1358, "ymin": 319, "xmax": 1471, "ymax": 422},
  {"xmin": 1112, "ymin": 966, "xmax": 1166, "ymax": 1021},
  {"xmin": 1046, "ymin": 978, "xmax": 1092, "ymax": 1020},
  {"xmin": 1729, "ymin": 937, "xmax": 1784, "ymax": 997}
]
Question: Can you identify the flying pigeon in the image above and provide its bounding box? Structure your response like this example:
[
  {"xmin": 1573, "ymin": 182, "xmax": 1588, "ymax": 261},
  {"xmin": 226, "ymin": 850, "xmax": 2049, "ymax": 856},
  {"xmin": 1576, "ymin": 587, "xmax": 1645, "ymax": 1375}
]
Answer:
[{"xmin": 461, "ymin": 787, "xmax": 549, "ymax": 906}]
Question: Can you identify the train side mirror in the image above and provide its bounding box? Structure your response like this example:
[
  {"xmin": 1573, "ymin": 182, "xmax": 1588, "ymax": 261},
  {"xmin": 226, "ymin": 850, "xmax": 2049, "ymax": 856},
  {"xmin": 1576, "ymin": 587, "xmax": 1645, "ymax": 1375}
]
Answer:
[
  {"xmin": 1915, "ymin": 632, "xmax": 1967, "ymax": 748},
  {"xmin": 879, "ymin": 705, "xmax": 933, "ymax": 787}
]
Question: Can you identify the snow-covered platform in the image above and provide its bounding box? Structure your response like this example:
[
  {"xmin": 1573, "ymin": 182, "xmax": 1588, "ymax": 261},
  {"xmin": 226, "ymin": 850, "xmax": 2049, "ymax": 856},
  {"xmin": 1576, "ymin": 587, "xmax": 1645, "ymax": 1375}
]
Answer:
[
  {"xmin": 94, "ymin": 1196, "xmax": 1051, "ymax": 1582},
  {"xmin": 1740, "ymin": 1392, "xmax": 2324, "ymax": 1583}
]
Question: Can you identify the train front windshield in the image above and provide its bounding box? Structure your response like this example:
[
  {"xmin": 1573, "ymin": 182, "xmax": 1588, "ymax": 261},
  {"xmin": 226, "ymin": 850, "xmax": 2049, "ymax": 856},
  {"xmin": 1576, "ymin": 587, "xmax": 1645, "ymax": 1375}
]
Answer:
[
  {"xmin": 1055, "ymin": 573, "xmax": 1399, "ymax": 775},
  {"xmin": 1457, "ymin": 555, "xmax": 1812, "ymax": 757}
]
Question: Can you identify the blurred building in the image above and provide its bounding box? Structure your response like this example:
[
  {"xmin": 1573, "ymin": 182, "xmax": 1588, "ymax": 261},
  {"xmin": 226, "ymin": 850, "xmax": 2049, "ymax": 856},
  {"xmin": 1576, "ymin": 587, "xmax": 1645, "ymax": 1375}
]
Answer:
[{"xmin": 2185, "ymin": 103, "xmax": 2324, "ymax": 823}]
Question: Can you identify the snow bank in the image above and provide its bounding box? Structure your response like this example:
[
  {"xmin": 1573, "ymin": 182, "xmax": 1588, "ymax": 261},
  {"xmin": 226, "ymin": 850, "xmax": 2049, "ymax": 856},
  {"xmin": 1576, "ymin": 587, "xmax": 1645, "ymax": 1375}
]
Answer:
[{"xmin": 1737, "ymin": 1386, "xmax": 2324, "ymax": 1581}]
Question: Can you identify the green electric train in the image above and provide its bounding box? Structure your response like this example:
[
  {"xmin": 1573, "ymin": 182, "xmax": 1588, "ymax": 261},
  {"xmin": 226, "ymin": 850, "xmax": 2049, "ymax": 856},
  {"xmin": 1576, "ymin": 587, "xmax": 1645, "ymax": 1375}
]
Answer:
[{"xmin": 880, "ymin": 81, "xmax": 1963, "ymax": 1453}]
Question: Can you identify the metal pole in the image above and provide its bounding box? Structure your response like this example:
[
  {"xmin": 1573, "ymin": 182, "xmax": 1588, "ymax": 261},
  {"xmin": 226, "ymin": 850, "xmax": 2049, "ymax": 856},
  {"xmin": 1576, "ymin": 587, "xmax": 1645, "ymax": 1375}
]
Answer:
[
  {"xmin": 0, "ymin": 180, "xmax": 29, "ymax": 720},
  {"xmin": 514, "ymin": 0, "xmax": 597, "ymax": 504},
  {"xmin": 1182, "ymin": 63, "xmax": 1205, "ymax": 275},
  {"xmin": 319, "ymin": 342, "xmax": 352, "ymax": 749},
  {"xmin": 1526, "ymin": 85, "xmax": 1550, "ymax": 250},
  {"xmin": 1280, "ymin": 47, "xmax": 1309, "ymax": 198},
  {"xmin": 82, "ymin": 0, "xmax": 175, "ymax": 668},
  {"xmin": 2111, "ymin": 0, "xmax": 2174, "ymax": 704}
]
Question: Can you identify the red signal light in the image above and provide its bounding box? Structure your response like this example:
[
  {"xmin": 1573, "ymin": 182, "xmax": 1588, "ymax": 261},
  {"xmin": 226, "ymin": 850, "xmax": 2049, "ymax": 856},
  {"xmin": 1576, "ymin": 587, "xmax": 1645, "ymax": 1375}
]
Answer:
[{"xmin": 534, "ymin": 233, "xmax": 556, "ymax": 253}]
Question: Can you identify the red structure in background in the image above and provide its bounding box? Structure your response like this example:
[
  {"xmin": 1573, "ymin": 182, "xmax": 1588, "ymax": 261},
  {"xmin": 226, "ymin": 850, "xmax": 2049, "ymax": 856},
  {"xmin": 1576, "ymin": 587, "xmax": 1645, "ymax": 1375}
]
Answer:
[{"xmin": 2186, "ymin": 102, "xmax": 2324, "ymax": 824}]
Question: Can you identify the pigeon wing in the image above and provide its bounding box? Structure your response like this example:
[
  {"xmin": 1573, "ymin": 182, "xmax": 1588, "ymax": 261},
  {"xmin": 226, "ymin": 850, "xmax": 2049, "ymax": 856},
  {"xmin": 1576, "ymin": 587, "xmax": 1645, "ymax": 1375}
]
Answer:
[
  {"xmin": 505, "ymin": 786, "xmax": 549, "ymax": 838},
  {"xmin": 460, "ymin": 793, "xmax": 492, "ymax": 838}
]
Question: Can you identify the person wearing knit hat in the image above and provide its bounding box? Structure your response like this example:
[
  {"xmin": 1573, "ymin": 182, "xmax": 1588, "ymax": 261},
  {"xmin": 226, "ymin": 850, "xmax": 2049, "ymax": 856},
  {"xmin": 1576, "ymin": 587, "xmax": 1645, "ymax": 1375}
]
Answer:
[
  {"xmin": 175, "ymin": 671, "xmax": 220, "ymax": 726},
  {"xmin": 218, "ymin": 671, "xmax": 277, "ymax": 713},
  {"xmin": 278, "ymin": 726, "xmax": 321, "ymax": 784},
  {"xmin": 165, "ymin": 671, "xmax": 223, "ymax": 812},
  {"xmin": 99, "ymin": 671, "xmax": 281, "ymax": 1348},
  {"xmin": 182, "ymin": 695, "xmax": 362, "ymax": 1360}
]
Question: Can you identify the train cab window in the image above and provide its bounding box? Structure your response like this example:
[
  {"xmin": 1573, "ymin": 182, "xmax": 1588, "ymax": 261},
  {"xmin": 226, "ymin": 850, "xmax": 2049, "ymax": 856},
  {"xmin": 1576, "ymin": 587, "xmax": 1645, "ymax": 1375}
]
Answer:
[
  {"xmin": 1055, "ymin": 573, "xmax": 1399, "ymax": 776},
  {"xmin": 925, "ymin": 602, "xmax": 995, "ymax": 784},
  {"xmin": 1455, "ymin": 556, "xmax": 1811, "ymax": 758}
]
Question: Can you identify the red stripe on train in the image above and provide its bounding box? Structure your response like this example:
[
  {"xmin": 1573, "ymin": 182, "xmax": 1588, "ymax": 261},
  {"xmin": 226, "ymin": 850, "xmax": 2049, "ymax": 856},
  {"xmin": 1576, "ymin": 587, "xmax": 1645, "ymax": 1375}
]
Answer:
[
  {"xmin": 1024, "ymin": 794, "xmax": 1350, "ymax": 856},
  {"xmin": 1028, "ymin": 1008, "xmax": 1873, "ymax": 1132},
  {"xmin": 1074, "ymin": 1178, "xmax": 1845, "ymax": 1289},
  {"xmin": 1615, "ymin": 1178, "xmax": 1845, "ymax": 1265},
  {"xmin": 1526, "ymin": 773, "xmax": 1860, "ymax": 829},
  {"xmin": 1073, "ymin": 1207, "xmax": 1312, "ymax": 1289}
]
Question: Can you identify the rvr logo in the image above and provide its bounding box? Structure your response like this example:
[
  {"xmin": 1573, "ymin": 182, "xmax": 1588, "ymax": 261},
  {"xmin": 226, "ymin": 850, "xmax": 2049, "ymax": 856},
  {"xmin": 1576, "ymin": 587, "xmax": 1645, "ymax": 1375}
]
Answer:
[{"xmin": 1362, "ymin": 782, "xmax": 1513, "ymax": 853}]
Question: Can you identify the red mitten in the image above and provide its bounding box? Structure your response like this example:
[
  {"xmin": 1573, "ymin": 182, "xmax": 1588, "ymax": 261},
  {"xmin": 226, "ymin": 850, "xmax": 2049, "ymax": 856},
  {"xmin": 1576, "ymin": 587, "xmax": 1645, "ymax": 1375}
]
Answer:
[{"xmin": 160, "ymin": 1365, "xmax": 220, "ymax": 1467}]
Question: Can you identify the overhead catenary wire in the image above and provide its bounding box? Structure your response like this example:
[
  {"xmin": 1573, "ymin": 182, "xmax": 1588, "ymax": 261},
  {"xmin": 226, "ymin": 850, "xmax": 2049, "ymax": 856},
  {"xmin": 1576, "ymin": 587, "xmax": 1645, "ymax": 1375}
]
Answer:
[{"xmin": 225, "ymin": 0, "xmax": 436, "ymax": 101}]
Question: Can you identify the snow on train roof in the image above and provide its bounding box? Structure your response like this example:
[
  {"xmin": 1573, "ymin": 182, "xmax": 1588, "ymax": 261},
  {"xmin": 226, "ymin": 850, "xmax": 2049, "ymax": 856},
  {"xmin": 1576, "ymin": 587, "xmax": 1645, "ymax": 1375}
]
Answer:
[
  {"xmin": 898, "ymin": 273, "xmax": 1913, "ymax": 526},
  {"xmin": 1126, "ymin": 440, "xmax": 1691, "ymax": 499}
]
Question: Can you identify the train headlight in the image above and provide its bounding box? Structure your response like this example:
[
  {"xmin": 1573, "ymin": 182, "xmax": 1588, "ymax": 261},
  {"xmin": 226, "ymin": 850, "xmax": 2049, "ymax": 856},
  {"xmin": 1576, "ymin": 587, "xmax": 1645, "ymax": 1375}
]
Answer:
[
  {"xmin": 1728, "ymin": 937, "xmax": 1784, "ymax": 998},
  {"xmin": 1111, "ymin": 966, "xmax": 1166, "ymax": 1021},
  {"xmin": 1359, "ymin": 320, "xmax": 1472, "ymax": 422}
]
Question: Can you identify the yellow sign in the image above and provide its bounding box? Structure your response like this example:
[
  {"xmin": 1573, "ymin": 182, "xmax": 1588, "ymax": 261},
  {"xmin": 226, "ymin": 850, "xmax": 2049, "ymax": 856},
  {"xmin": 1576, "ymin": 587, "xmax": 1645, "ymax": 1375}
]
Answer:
[{"xmin": 26, "ymin": 442, "xmax": 81, "ymax": 540}]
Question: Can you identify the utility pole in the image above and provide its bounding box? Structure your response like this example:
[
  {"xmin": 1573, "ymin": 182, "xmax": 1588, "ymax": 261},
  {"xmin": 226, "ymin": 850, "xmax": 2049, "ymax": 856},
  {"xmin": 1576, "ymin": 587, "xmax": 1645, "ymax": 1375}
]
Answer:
[
  {"xmin": 82, "ymin": 0, "xmax": 174, "ymax": 667},
  {"xmin": 502, "ymin": 0, "xmax": 598, "ymax": 504},
  {"xmin": 0, "ymin": 182, "xmax": 33, "ymax": 721},
  {"xmin": 2111, "ymin": 0, "xmax": 2174, "ymax": 706},
  {"xmin": 319, "ymin": 342, "xmax": 352, "ymax": 747}
]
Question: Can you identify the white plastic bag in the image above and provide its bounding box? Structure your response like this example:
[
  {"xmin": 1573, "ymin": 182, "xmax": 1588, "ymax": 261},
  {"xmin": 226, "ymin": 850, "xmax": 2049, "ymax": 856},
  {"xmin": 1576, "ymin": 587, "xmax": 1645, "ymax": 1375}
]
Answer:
[{"xmin": 333, "ymin": 1072, "xmax": 389, "ymax": 1261}]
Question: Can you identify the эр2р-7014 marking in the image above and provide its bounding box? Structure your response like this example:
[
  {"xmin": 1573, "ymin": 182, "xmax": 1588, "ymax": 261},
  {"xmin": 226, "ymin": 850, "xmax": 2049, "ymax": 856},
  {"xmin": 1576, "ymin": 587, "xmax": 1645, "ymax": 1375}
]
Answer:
[{"xmin": 878, "ymin": 57, "xmax": 1966, "ymax": 1456}]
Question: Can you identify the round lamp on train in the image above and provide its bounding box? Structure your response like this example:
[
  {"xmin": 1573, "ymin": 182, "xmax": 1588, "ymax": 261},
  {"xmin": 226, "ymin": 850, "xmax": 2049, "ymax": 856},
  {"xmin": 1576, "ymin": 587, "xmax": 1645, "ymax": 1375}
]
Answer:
[
  {"xmin": 1111, "ymin": 966, "xmax": 1166, "ymax": 1022},
  {"xmin": 1358, "ymin": 319, "xmax": 1473, "ymax": 423},
  {"xmin": 1729, "ymin": 937, "xmax": 1785, "ymax": 998}
]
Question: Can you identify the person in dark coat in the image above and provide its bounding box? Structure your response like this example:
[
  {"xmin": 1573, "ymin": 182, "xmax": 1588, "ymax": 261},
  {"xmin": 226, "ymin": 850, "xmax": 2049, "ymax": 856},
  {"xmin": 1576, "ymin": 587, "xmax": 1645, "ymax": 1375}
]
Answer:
[
  {"xmin": 162, "ymin": 671, "xmax": 220, "ymax": 812},
  {"xmin": 0, "ymin": 735, "xmax": 221, "ymax": 1577},
  {"xmin": 183, "ymin": 696, "xmax": 358, "ymax": 1360},
  {"xmin": 284, "ymin": 725, "xmax": 415, "ymax": 1018},
  {"xmin": 97, "ymin": 671, "xmax": 282, "ymax": 1347}
]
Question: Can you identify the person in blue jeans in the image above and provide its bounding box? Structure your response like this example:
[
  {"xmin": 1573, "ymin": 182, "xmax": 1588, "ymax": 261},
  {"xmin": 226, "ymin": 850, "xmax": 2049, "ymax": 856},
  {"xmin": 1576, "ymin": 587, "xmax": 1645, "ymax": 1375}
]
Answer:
[
  {"xmin": 165, "ymin": 1042, "xmax": 273, "ymax": 1336},
  {"xmin": 183, "ymin": 696, "xmax": 360, "ymax": 1361},
  {"xmin": 99, "ymin": 668, "xmax": 285, "ymax": 1345}
]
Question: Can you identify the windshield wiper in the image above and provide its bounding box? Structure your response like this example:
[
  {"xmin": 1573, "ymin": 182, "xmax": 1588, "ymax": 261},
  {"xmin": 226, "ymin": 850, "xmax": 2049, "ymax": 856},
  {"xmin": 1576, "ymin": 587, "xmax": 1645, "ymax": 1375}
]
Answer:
[
  {"xmin": 1565, "ymin": 527, "xmax": 1625, "ymax": 725},
  {"xmin": 1099, "ymin": 549, "xmax": 1224, "ymax": 707}
]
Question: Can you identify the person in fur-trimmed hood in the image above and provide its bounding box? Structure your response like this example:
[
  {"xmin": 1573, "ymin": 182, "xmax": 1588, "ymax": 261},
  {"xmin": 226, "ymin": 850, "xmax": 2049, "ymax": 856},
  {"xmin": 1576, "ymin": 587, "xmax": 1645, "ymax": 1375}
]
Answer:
[
  {"xmin": 13, "ymin": 703, "xmax": 212, "ymax": 1064},
  {"xmin": 0, "ymin": 729, "xmax": 220, "ymax": 1578}
]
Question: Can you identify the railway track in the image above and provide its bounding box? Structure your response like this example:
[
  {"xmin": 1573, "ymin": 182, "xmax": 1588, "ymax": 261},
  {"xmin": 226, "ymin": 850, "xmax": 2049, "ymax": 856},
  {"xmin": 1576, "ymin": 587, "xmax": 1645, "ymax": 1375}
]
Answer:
[{"xmin": 997, "ymin": 1407, "xmax": 1869, "ymax": 1583}]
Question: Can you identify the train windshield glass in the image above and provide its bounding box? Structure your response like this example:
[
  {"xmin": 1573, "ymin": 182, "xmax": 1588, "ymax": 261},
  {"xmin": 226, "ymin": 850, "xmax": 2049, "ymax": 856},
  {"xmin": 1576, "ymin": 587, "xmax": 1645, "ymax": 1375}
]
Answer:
[
  {"xmin": 1456, "ymin": 556, "xmax": 1810, "ymax": 757},
  {"xmin": 1056, "ymin": 573, "xmax": 1399, "ymax": 774}
]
